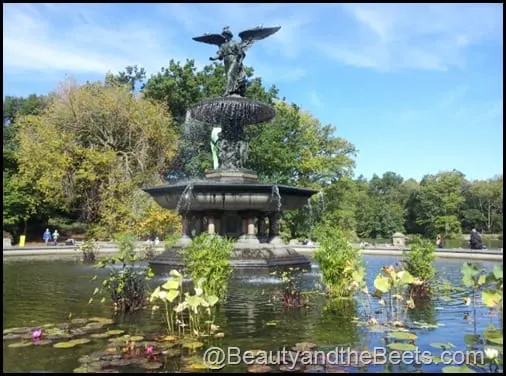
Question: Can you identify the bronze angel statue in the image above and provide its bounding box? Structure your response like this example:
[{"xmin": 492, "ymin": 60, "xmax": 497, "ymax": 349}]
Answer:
[{"xmin": 193, "ymin": 25, "xmax": 281, "ymax": 97}]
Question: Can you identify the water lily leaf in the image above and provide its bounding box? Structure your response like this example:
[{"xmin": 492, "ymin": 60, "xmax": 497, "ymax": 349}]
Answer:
[
  {"xmin": 41, "ymin": 323, "xmax": 56, "ymax": 328},
  {"xmin": 248, "ymin": 365, "xmax": 272, "ymax": 373},
  {"xmin": 33, "ymin": 339, "xmax": 53, "ymax": 346},
  {"xmin": 324, "ymin": 365, "xmax": 348, "ymax": 373},
  {"xmin": 46, "ymin": 334, "xmax": 73, "ymax": 341},
  {"xmin": 71, "ymin": 318, "xmax": 88, "ymax": 325},
  {"xmin": 464, "ymin": 335, "xmax": 481, "ymax": 345},
  {"xmin": 94, "ymin": 370, "xmax": 119, "ymax": 374},
  {"xmin": 53, "ymin": 341, "xmax": 77, "ymax": 348},
  {"xmin": 482, "ymin": 290, "xmax": 502, "ymax": 308},
  {"xmin": 165, "ymin": 289, "xmax": 179, "ymax": 303},
  {"xmin": 105, "ymin": 330, "xmax": 124, "ymax": 336},
  {"xmin": 141, "ymin": 362, "xmax": 163, "ymax": 370},
  {"xmin": 442, "ymin": 365, "xmax": 476, "ymax": 373},
  {"xmin": 293, "ymin": 342, "xmax": 318, "ymax": 351},
  {"xmin": 162, "ymin": 279, "xmax": 180, "ymax": 291},
  {"xmin": 156, "ymin": 335, "xmax": 177, "ymax": 342},
  {"xmin": 110, "ymin": 359, "xmax": 135, "ymax": 367},
  {"xmin": 90, "ymin": 332, "xmax": 112, "ymax": 339},
  {"xmin": 8, "ymin": 341, "xmax": 32, "ymax": 348},
  {"xmin": 487, "ymin": 337, "xmax": 503, "ymax": 345},
  {"xmin": 374, "ymin": 275, "xmax": 391, "ymax": 293},
  {"xmin": 88, "ymin": 317, "xmax": 114, "ymax": 325},
  {"xmin": 182, "ymin": 341, "xmax": 204, "ymax": 350},
  {"xmin": 280, "ymin": 365, "xmax": 301, "ymax": 372},
  {"xmin": 387, "ymin": 332, "xmax": 417, "ymax": 340},
  {"xmin": 430, "ymin": 342, "xmax": 455, "ymax": 350},
  {"xmin": 3, "ymin": 328, "xmax": 20, "ymax": 334},
  {"xmin": 387, "ymin": 342, "xmax": 417, "ymax": 351},
  {"xmin": 10, "ymin": 327, "xmax": 32, "ymax": 334},
  {"xmin": 304, "ymin": 365, "xmax": 325, "ymax": 373},
  {"xmin": 73, "ymin": 367, "xmax": 89, "ymax": 373},
  {"xmin": 266, "ymin": 321, "xmax": 277, "ymax": 326},
  {"xmin": 69, "ymin": 338, "xmax": 91, "ymax": 345},
  {"xmin": 3, "ymin": 333, "xmax": 22, "ymax": 340}
]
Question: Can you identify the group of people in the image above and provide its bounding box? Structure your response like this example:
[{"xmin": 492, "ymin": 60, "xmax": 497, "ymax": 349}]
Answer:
[{"xmin": 42, "ymin": 228, "xmax": 60, "ymax": 246}]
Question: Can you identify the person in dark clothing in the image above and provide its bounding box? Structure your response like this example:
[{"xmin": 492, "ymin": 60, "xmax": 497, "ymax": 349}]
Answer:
[{"xmin": 470, "ymin": 228, "xmax": 483, "ymax": 250}]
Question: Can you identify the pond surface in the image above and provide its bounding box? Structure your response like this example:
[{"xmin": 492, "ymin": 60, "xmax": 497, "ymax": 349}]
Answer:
[{"xmin": 3, "ymin": 254, "xmax": 503, "ymax": 373}]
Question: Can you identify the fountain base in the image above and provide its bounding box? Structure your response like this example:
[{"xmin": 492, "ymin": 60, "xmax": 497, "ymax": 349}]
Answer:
[{"xmin": 149, "ymin": 242, "xmax": 311, "ymax": 274}]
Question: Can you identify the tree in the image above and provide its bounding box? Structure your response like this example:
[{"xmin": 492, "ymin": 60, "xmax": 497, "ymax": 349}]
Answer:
[
  {"xmin": 15, "ymin": 78, "xmax": 178, "ymax": 238},
  {"xmin": 412, "ymin": 170, "xmax": 467, "ymax": 238},
  {"xmin": 462, "ymin": 175, "xmax": 503, "ymax": 233},
  {"xmin": 105, "ymin": 65, "xmax": 146, "ymax": 92}
]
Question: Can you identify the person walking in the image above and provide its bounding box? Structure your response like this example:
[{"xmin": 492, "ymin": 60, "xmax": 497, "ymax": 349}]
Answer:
[
  {"xmin": 43, "ymin": 228, "xmax": 51, "ymax": 246},
  {"xmin": 52, "ymin": 229, "xmax": 60, "ymax": 246}
]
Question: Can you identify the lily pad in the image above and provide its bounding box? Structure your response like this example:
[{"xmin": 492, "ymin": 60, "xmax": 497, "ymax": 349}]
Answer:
[
  {"xmin": 95, "ymin": 370, "xmax": 119, "ymax": 374},
  {"xmin": 88, "ymin": 317, "xmax": 114, "ymax": 325},
  {"xmin": 266, "ymin": 321, "xmax": 278, "ymax": 326},
  {"xmin": 163, "ymin": 348, "xmax": 182, "ymax": 357},
  {"xmin": 280, "ymin": 365, "xmax": 301, "ymax": 372},
  {"xmin": 140, "ymin": 362, "xmax": 163, "ymax": 370},
  {"xmin": 73, "ymin": 367, "xmax": 89, "ymax": 373},
  {"xmin": 155, "ymin": 334, "xmax": 177, "ymax": 342},
  {"xmin": 304, "ymin": 365, "xmax": 325, "ymax": 373},
  {"xmin": 182, "ymin": 341, "xmax": 204, "ymax": 350},
  {"xmin": 387, "ymin": 342, "xmax": 418, "ymax": 351},
  {"xmin": 10, "ymin": 327, "xmax": 32, "ymax": 334},
  {"xmin": 71, "ymin": 318, "xmax": 89, "ymax": 325},
  {"xmin": 129, "ymin": 335, "xmax": 144, "ymax": 341},
  {"xmin": 442, "ymin": 365, "xmax": 476, "ymax": 373},
  {"xmin": 487, "ymin": 337, "xmax": 503, "ymax": 345},
  {"xmin": 293, "ymin": 342, "xmax": 317, "ymax": 351},
  {"xmin": 41, "ymin": 323, "xmax": 56, "ymax": 328},
  {"xmin": 46, "ymin": 334, "xmax": 73, "ymax": 341},
  {"xmin": 105, "ymin": 330, "xmax": 124, "ymax": 336},
  {"xmin": 110, "ymin": 359, "xmax": 135, "ymax": 367},
  {"xmin": 69, "ymin": 338, "xmax": 91, "ymax": 345},
  {"xmin": 430, "ymin": 342, "xmax": 455, "ymax": 350},
  {"xmin": 91, "ymin": 333, "xmax": 112, "ymax": 339},
  {"xmin": 70, "ymin": 329, "xmax": 88, "ymax": 336},
  {"xmin": 248, "ymin": 365, "xmax": 272, "ymax": 373},
  {"xmin": 56, "ymin": 323, "xmax": 71, "ymax": 330},
  {"xmin": 324, "ymin": 365, "xmax": 348, "ymax": 373},
  {"xmin": 8, "ymin": 341, "xmax": 32, "ymax": 348},
  {"xmin": 33, "ymin": 339, "xmax": 53, "ymax": 346},
  {"xmin": 3, "ymin": 333, "xmax": 22, "ymax": 340},
  {"xmin": 53, "ymin": 341, "xmax": 78, "ymax": 348},
  {"xmin": 387, "ymin": 332, "xmax": 417, "ymax": 340}
]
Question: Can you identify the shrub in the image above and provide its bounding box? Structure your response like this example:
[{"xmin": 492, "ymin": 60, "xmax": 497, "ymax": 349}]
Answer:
[
  {"xmin": 91, "ymin": 232, "xmax": 154, "ymax": 313},
  {"xmin": 313, "ymin": 222, "xmax": 362, "ymax": 298},
  {"xmin": 183, "ymin": 233, "xmax": 234, "ymax": 299}
]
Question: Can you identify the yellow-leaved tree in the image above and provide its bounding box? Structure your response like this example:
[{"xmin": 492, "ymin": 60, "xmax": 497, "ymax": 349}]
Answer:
[
  {"xmin": 136, "ymin": 202, "xmax": 182, "ymax": 240},
  {"xmin": 16, "ymin": 78, "xmax": 178, "ymax": 238}
]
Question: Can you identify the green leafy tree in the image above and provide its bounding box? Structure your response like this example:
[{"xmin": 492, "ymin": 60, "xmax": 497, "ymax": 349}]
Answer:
[{"xmin": 15, "ymin": 78, "xmax": 178, "ymax": 238}]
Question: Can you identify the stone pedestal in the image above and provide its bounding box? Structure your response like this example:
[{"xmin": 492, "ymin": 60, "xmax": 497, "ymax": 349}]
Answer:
[
  {"xmin": 237, "ymin": 210, "xmax": 260, "ymax": 245},
  {"xmin": 177, "ymin": 215, "xmax": 192, "ymax": 246},
  {"xmin": 269, "ymin": 212, "xmax": 284, "ymax": 245}
]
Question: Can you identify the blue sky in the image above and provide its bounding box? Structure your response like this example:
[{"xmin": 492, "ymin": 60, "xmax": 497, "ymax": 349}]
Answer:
[{"xmin": 3, "ymin": 3, "xmax": 503, "ymax": 182}]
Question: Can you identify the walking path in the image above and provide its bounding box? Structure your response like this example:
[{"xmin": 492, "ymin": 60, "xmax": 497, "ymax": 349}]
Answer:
[{"xmin": 3, "ymin": 242, "xmax": 503, "ymax": 261}]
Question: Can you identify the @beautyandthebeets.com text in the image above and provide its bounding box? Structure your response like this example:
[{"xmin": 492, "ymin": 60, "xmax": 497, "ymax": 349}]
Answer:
[{"xmin": 202, "ymin": 346, "xmax": 486, "ymax": 370}]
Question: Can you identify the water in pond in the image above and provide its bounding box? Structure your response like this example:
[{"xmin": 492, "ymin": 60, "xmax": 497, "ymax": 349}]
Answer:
[{"xmin": 3, "ymin": 254, "xmax": 503, "ymax": 373}]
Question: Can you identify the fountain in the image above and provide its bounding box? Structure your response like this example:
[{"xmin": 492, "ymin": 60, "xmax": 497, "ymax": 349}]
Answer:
[{"xmin": 144, "ymin": 25, "xmax": 319, "ymax": 272}]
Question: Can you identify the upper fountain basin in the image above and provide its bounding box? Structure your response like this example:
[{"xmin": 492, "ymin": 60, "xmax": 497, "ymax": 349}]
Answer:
[
  {"xmin": 189, "ymin": 96, "xmax": 276, "ymax": 127},
  {"xmin": 143, "ymin": 182, "xmax": 318, "ymax": 212}
]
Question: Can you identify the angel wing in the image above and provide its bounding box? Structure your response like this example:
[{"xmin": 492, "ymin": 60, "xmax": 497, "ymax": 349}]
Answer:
[
  {"xmin": 239, "ymin": 26, "xmax": 281, "ymax": 44},
  {"xmin": 192, "ymin": 33, "xmax": 227, "ymax": 46}
]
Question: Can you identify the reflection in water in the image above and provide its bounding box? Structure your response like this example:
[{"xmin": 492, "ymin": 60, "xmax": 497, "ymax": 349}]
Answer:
[{"xmin": 2, "ymin": 255, "xmax": 502, "ymax": 373}]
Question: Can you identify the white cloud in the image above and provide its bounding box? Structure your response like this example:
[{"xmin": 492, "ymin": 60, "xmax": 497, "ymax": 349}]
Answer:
[
  {"xmin": 3, "ymin": 4, "xmax": 182, "ymax": 78},
  {"xmin": 323, "ymin": 3, "xmax": 503, "ymax": 72}
]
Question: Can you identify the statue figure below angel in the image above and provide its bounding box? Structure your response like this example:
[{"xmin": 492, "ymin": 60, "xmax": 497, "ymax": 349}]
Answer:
[{"xmin": 193, "ymin": 25, "xmax": 281, "ymax": 97}]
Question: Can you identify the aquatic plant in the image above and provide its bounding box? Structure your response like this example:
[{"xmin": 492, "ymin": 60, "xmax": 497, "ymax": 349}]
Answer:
[
  {"xmin": 270, "ymin": 267, "xmax": 310, "ymax": 308},
  {"xmin": 90, "ymin": 232, "xmax": 154, "ymax": 313},
  {"xmin": 372, "ymin": 266, "xmax": 418, "ymax": 324},
  {"xmin": 182, "ymin": 233, "xmax": 234, "ymax": 299},
  {"xmin": 76, "ymin": 239, "xmax": 99, "ymax": 263},
  {"xmin": 149, "ymin": 269, "xmax": 221, "ymax": 338},
  {"xmin": 313, "ymin": 222, "xmax": 362, "ymax": 298},
  {"xmin": 402, "ymin": 235, "xmax": 436, "ymax": 297}
]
